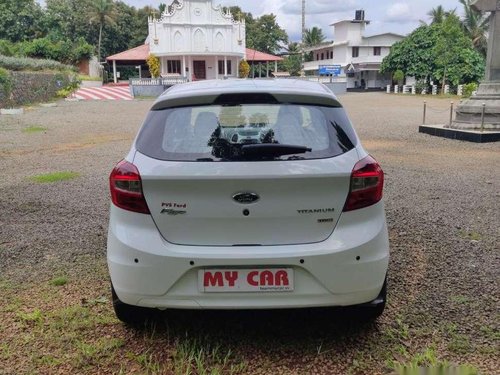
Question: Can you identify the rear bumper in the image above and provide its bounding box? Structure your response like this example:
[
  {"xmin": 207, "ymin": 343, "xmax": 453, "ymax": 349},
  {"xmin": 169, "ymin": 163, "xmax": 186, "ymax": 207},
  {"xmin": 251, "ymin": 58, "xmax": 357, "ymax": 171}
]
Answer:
[{"xmin": 107, "ymin": 202, "xmax": 389, "ymax": 309}]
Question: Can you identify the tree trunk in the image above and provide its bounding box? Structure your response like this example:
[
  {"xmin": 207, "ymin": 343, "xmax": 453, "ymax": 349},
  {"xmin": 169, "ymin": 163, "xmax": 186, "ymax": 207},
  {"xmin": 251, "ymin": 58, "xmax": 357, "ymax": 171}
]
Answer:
[{"xmin": 98, "ymin": 24, "xmax": 103, "ymax": 63}]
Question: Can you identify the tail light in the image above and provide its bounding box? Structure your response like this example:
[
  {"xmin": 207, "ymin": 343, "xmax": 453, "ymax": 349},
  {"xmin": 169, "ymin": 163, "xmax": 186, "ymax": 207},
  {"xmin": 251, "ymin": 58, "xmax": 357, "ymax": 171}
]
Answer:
[
  {"xmin": 343, "ymin": 155, "xmax": 384, "ymax": 212},
  {"xmin": 109, "ymin": 160, "xmax": 150, "ymax": 214}
]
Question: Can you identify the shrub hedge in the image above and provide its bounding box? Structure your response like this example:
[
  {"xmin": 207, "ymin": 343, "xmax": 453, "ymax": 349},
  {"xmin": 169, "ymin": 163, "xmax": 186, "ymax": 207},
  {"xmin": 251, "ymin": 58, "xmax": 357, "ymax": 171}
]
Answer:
[
  {"xmin": 0, "ymin": 67, "xmax": 13, "ymax": 105},
  {"xmin": 0, "ymin": 38, "xmax": 93, "ymax": 65},
  {"xmin": 0, "ymin": 54, "xmax": 75, "ymax": 72},
  {"xmin": 0, "ymin": 71, "xmax": 79, "ymax": 108}
]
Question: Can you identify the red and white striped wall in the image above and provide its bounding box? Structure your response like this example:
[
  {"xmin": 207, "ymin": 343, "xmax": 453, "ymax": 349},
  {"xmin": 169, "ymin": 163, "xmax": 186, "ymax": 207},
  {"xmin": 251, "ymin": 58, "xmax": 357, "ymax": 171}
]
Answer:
[{"xmin": 71, "ymin": 86, "xmax": 133, "ymax": 101}]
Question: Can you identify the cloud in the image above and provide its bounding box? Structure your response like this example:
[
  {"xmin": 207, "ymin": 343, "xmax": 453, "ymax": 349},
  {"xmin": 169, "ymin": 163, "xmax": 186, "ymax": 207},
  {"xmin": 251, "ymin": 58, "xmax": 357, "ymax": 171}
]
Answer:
[
  {"xmin": 386, "ymin": 3, "xmax": 411, "ymax": 19},
  {"xmin": 281, "ymin": 0, "xmax": 360, "ymax": 15},
  {"xmin": 384, "ymin": 2, "xmax": 423, "ymax": 24}
]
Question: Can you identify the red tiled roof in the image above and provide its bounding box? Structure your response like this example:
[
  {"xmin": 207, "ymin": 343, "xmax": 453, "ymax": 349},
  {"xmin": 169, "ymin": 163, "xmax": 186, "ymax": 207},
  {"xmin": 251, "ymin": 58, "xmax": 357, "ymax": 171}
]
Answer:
[
  {"xmin": 107, "ymin": 44, "xmax": 150, "ymax": 61},
  {"xmin": 246, "ymin": 48, "xmax": 283, "ymax": 62},
  {"xmin": 106, "ymin": 45, "xmax": 282, "ymax": 62}
]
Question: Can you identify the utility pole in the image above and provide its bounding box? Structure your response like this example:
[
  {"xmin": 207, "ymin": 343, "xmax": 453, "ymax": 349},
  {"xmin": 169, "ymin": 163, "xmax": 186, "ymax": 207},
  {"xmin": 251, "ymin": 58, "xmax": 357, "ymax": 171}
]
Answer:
[
  {"xmin": 301, "ymin": 0, "xmax": 306, "ymax": 76},
  {"xmin": 302, "ymin": 0, "xmax": 306, "ymax": 43}
]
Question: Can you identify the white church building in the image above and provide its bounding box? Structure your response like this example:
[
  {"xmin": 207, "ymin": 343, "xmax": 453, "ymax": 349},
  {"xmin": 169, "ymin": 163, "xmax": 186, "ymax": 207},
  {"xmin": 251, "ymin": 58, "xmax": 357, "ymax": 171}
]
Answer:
[
  {"xmin": 107, "ymin": 0, "xmax": 283, "ymax": 83},
  {"xmin": 303, "ymin": 11, "xmax": 404, "ymax": 90},
  {"xmin": 148, "ymin": 0, "xmax": 245, "ymax": 80}
]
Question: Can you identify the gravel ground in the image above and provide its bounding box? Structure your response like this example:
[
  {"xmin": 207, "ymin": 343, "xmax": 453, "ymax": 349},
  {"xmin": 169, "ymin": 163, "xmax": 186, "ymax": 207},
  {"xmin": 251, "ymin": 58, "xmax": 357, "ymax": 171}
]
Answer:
[{"xmin": 0, "ymin": 93, "xmax": 498, "ymax": 374}]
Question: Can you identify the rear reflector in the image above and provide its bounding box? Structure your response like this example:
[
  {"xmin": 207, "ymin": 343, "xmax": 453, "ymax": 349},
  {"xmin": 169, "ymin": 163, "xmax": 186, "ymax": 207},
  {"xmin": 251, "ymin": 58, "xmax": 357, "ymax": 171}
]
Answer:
[
  {"xmin": 343, "ymin": 155, "xmax": 384, "ymax": 212},
  {"xmin": 109, "ymin": 160, "xmax": 150, "ymax": 214}
]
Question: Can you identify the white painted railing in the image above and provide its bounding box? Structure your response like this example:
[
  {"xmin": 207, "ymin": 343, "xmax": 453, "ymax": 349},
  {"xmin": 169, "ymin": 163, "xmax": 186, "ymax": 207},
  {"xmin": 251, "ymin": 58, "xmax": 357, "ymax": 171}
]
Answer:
[
  {"xmin": 130, "ymin": 77, "xmax": 189, "ymax": 86},
  {"xmin": 279, "ymin": 76, "xmax": 347, "ymax": 83}
]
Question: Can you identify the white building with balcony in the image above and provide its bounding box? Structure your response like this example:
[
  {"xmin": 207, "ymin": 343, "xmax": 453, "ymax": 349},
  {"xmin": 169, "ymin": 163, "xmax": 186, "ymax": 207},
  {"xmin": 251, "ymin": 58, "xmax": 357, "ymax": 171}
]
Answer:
[{"xmin": 303, "ymin": 11, "xmax": 404, "ymax": 90}]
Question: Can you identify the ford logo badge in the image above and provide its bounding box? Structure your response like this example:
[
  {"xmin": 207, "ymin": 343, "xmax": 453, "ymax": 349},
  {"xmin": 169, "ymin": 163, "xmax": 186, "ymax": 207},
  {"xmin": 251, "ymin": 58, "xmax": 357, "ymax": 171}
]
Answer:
[{"xmin": 232, "ymin": 192, "xmax": 260, "ymax": 204}]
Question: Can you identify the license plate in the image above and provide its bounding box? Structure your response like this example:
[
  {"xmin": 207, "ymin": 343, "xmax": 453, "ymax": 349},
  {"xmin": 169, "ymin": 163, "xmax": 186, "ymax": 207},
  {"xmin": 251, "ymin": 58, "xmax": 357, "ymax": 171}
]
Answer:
[{"xmin": 199, "ymin": 268, "xmax": 294, "ymax": 293}]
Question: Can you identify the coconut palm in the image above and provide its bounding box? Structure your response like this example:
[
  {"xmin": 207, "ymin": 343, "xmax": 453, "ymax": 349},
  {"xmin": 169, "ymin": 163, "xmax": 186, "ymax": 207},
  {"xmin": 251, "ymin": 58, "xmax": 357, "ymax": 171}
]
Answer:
[
  {"xmin": 459, "ymin": 0, "xmax": 489, "ymax": 56},
  {"xmin": 427, "ymin": 5, "xmax": 456, "ymax": 24},
  {"xmin": 88, "ymin": 0, "xmax": 117, "ymax": 62},
  {"xmin": 303, "ymin": 27, "xmax": 326, "ymax": 47}
]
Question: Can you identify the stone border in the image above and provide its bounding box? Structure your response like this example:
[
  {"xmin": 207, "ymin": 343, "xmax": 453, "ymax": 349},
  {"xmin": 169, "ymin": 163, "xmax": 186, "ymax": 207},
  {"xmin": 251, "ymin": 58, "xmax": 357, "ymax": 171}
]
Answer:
[{"xmin": 419, "ymin": 124, "xmax": 500, "ymax": 143}]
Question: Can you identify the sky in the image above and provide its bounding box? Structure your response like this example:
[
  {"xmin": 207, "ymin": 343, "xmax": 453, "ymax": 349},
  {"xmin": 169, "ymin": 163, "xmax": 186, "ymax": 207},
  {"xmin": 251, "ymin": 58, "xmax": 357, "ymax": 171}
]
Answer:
[{"xmin": 36, "ymin": 0, "xmax": 465, "ymax": 41}]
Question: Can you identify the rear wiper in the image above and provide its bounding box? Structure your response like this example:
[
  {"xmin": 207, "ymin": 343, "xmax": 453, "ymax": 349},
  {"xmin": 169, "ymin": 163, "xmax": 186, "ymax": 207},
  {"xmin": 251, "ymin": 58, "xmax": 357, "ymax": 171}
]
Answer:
[{"xmin": 241, "ymin": 144, "xmax": 312, "ymax": 159}]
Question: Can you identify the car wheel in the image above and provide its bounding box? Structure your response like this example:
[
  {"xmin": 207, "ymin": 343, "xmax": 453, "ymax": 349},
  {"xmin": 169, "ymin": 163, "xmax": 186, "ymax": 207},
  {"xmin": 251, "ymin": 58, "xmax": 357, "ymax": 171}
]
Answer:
[{"xmin": 111, "ymin": 284, "xmax": 155, "ymax": 326}]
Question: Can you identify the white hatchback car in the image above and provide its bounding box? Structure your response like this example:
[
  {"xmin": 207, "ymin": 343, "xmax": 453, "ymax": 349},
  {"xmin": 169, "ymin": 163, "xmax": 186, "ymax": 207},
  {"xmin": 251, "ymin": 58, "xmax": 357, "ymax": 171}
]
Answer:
[{"xmin": 107, "ymin": 79, "xmax": 389, "ymax": 324}]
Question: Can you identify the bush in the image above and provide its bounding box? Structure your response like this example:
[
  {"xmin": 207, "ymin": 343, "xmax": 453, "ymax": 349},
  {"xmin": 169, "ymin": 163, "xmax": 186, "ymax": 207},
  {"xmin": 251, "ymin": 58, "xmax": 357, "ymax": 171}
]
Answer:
[
  {"xmin": 0, "ymin": 40, "xmax": 18, "ymax": 57},
  {"xmin": 56, "ymin": 74, "xmax": 81, "ymax": 98},
  {"xmin": 117, "ymin": 66, "xmax": 141, "ymax": 80},
  {"xmin": 393, "ymin": 70, "xmax": 404, "ymax": 84},
  {"xmin": 239, "ymin": 60, "xmax": 250, "ymax": 78},
  {"xmin": 416, "ymin": 80, "xmax": 430, "ymax": 94},
  {"xmin": 147, "ymin": 54, "xmax": 160, "ymax": 78},
  {"xmin": 462, "ymin": 82, "xmax": 478, "ymax": 98},
  {"xmin": 0, "ymin": 54, "xmax": 75, "ymax": 72},
  {"xmin": 19, "ymin": 38, "xmax": 94, "ymax": 65},
  {"xmin": 0, "ymin": 67, "xmax": 13, "ymax": 106}
]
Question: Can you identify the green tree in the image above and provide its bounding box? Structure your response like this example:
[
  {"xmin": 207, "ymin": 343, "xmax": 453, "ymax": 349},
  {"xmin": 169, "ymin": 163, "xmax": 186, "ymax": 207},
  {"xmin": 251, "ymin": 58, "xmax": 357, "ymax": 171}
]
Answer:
[
  {"xmin": 44, "ymin": 0, "xmax": 93, "ymax": 42},
  {"xmin": 0, "ymin": 0, "xmax": 46, "ymax": 42},
  {"xmin": 88, "ymin": 0, "xmax": 117, "ymax": 62},
  {"xmin": 247, "ymin": 14, "xmax": 288, "ymax": 54},
  {"xmin": 98, "ymin": 2, "xmax": 150, "ymax": 60},
  {"xmin": 221, "ymin": 7, "xmax": 288, "ymax": 55},
  {"xmin": 393, "ymin": 70, "xmax": 405, "ymax": 85},
  {"xmin": 459, "ymin": 0, "xmax": 489, "ymax": 57},
  {"xmin": 281, "ymin": 42, "xmax": 302, "ymax": 76},
  {"xmin": 434, "ymin": 14, "xmax": 466, "ymax": 91},
  {"xmin": 381, "ymin": 18, "xmax": 484, "ymax": 88},
  {"xmin": 222, "ymin": 6, "xmax": 249, "ymax": 22},
  {"xmin": 427, "ymin": 5, "xmax": 456, "ymax": 24},
  {"xmin": 434, "ymin": 14, "xmax": 482, "ymax": 89},
  {"xmin": 303, "ymin": 27, "xmax": 326, "ymax": 46},
  {"xmin": 381, "ymin": 25, "xmax": 438, "ymax": 81}
]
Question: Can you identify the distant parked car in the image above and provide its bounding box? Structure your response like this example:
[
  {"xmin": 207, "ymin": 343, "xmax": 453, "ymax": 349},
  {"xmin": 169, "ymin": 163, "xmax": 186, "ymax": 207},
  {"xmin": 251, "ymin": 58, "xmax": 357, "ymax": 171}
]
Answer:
[{"xmin": 107, "ymin": 79, "xmax": 389, "ymax": 325}]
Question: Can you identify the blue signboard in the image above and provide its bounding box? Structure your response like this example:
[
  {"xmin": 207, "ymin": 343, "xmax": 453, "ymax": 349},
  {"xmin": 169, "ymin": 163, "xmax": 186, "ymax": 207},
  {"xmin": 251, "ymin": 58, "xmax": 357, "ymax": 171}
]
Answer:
[{"xmin": 319, "ymin": 65, "xmax": 342, "ymax": 76}]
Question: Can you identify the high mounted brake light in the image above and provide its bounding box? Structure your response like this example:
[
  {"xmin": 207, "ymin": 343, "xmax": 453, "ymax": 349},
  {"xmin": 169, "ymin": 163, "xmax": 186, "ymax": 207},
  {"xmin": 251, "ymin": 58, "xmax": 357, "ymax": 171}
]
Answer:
[
  {"xmin": 109, "ymin": 160, "xmax": 150, "ymax": 214},
  {"xmin": 343, "ymin": 155, "xmax": 384, "ymax": 212}
]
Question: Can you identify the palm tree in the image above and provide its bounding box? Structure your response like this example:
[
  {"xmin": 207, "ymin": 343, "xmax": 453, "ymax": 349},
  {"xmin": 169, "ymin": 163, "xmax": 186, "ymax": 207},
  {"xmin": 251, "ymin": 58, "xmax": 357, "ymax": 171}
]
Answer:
[
  {"xmin": 459, "ymin": 0, "xmax": 489, "ymax": 56},
  {"xmin": 283, "ymin": 42, "xmax": 302, "ymax": 76},
  {"xmin": 303, "ymin": 27, "xmax": 326, "ymax": 47},
  {"xmin": 427, "ymin": 5, "xmax": 456, "ymax": 24},
  {"xmin": 286, "ymin": 42, "xmax": 301, "ymax": 55},
  {"xmin": 88, "ymin": 0, "xmax": 117, "ymax": 62}
]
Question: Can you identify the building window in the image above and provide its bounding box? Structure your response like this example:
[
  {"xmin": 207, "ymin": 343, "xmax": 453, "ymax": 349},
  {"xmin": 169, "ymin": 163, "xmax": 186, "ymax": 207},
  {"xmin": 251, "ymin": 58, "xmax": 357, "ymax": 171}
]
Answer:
[
  {"xmin": 218, "ymin": 60, "xmax": 232, "ymax": 75},
  {"xmin": 167, "ymin": 60, "xmax": 181, "ymax": 74},
  {"xmin": 316, "ymin": 54, "xmax": 319, "ymax": 61},
  {"xmin": 321, "ymin": 53, "xmax": 324, "ymax": 60},
  {"xmin": 352, "ymin": 47, "xmax": 359, "ymax": 58},
  {"xmin": 330, "ymin": 51, "xmax": 334, "ymax": 59},
  {"xmin": 374, "ymin": 47, "xmax": 381, "ymax": 56}
]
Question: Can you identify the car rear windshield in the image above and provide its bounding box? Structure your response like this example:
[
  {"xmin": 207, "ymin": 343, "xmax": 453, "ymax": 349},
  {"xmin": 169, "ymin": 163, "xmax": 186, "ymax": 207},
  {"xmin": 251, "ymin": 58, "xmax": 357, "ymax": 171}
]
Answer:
[{"xmin": 135, "ymin": 104, "xmax": 357, "ymax": 161}]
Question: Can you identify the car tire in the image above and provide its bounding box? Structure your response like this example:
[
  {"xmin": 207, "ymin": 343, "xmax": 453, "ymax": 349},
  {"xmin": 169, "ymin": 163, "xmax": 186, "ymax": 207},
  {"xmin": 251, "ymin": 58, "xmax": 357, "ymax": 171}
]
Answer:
[{"xmin": 111, "ymin": 284, "xmax": 155, "ymax": 326}]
